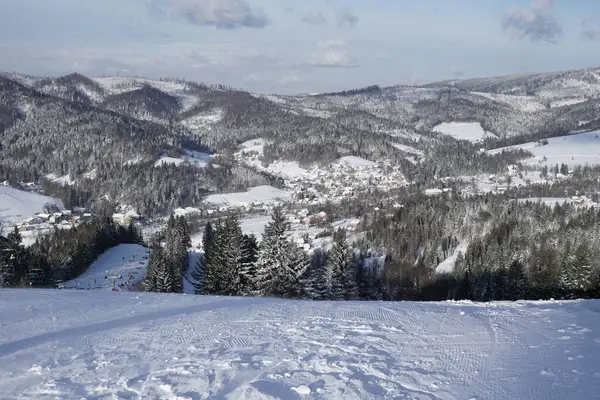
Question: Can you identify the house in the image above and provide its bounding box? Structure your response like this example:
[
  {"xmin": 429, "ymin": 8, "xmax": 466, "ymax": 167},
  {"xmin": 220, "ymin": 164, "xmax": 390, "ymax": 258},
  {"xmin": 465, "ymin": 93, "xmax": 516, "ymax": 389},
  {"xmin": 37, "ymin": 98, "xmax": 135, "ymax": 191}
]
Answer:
[
  {"xmin": 24, "ymin": 217, "xmax": 40, "ymax": 225},
  {"xmin": 36, "ymin": 213, "xmax": 51, "ymax": 221}
]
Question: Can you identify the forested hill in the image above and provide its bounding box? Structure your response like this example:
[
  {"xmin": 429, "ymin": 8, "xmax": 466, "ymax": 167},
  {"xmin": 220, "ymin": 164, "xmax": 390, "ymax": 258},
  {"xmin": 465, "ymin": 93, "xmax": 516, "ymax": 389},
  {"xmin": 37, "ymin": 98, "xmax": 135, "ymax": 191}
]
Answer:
[{"xmin": 2, "ymin": 67, "xmax": 600, "ymax": 214}]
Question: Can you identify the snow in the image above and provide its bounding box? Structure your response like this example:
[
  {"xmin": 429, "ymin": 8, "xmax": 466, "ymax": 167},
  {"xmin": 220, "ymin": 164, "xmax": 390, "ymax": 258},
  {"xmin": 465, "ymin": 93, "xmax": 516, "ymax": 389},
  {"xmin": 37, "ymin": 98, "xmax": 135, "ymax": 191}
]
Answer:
[
  {"xmin": 2, "ymin": 291, "xmax": 600, "ymax": 399},
  {"xmin": 266, "ymin": 161, "xmax": 308, "ymax": 179},
  {"xmin": 60, "ymin": 244, "xmax": 149, "ymax": 290},
  {"xmin": 45, "ymin": 174, "xmax": 73, "ymax": 186},
  {"xmin": 181, "ymin": 109, "xmax": 224, "ymax": 131},
  {"xmin": 336, "ymin": 156, "xmax": 377, "ymax": 167},
  {"xmin": 433, "ymin": 122, "xmax": 496, "ymax": 143},
  {"xmin": 489, "ymin": 131, "xmax": 600, "ymax": 167},
  {"xmin": 154, "ymin": 151, "xmax": 210, "ymax": 168},
  {"xmin": 424, "ymin": 188, "xmax": 444, "ymax": 196},
  {"xmin": 0, "ymin": 187, "xmax": 64, "ymax": 226},
  {"xmin": 436, "ymin": 242, "xmax": 469, "ymax": 273},
  {"xmin": 473, "ymin": 92, "xmax": 546, "ymax": 112},
  {"xmin": 204, "ymin": 186, "xmax": 291, "ymax": 207},
  {"xmin": 174, "ymin": 207, "xmax": 202, "ymax": 217},
  {"xmin": 154, "ymin": 157, "xmax": 184, "ymax": 167},
  {"xmin": 391, "ymin": 143, "xmax": 424, "ymax": 158},
  {"xmin": 239, "ymin": 138, "xmax": 266, "ymax": 154},
  {"xmin": 240, "ymin": 216, "xmax": 273, "ymax": 240}
]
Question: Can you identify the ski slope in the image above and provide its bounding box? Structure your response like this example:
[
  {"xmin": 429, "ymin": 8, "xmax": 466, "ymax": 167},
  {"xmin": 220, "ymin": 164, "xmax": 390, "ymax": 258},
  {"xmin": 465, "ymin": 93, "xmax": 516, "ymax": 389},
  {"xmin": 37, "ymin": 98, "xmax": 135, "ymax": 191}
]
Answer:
[
  {"xmin": 60, "ymin": 244, "xmax": 149, "ymax": 291},
  {"xmin": 1, "ymin": 291, "xmax": 600, "ymax": 400}
]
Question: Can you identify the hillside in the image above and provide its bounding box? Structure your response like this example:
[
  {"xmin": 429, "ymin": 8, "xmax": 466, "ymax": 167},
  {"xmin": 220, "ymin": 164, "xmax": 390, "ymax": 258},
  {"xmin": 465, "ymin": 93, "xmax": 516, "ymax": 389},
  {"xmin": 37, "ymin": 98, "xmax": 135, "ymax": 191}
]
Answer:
[
  {"xmin": 0, "ymin": 290, "xmax": 599, "ymax": 399},
  {"xmin": 3, "ymin": 67, "xmax": 600, "ymax": 215}
]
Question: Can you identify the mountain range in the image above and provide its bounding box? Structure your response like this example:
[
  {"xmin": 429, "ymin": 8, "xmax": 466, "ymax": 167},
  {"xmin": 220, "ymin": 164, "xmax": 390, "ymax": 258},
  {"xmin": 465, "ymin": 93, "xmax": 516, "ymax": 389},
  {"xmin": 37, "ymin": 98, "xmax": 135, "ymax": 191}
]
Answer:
[{"xmin": 2, "ymin": 66, "xmax": 600, "ymax": 213}]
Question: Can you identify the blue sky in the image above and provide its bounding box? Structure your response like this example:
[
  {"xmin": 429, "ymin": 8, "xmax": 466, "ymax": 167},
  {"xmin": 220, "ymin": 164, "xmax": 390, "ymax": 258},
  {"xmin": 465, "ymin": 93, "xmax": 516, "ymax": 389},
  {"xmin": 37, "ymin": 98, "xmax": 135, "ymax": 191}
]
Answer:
[{"xmin": 1, "ymin": 0, "xmax": 599, "ymax": 93}]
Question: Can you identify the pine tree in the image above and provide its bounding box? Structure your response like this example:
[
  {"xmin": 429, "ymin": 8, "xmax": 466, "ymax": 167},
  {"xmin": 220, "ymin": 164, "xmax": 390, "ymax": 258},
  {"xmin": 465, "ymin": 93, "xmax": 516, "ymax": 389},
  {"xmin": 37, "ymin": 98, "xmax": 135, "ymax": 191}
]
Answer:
[
  {"xmin": 143, "ymin": 245, "xmax": 161, "ymax": 292},
  {"xmin": 154, "ymin": 249, "xmax": 176, "ymax": 292},
  {"xmin": 190, "ymin": 256, "xmax": 205, "ymax": 294},
  {"xmin": 299, "ymin": 249, "xmax": 325, "ymax": 299},
  {"xmin": 334, "ymin": 230, "xmax": 359, "ymax": 300},
  {"xmin": 255, "ymin": 207, "xmax": 290, "ymax": 296},
  {"xmin": 202, "ymin": 220, "xmax": 223, "ymax": 294},
  {"xmin": 319, "ymin": 229, "xmax": 348, "ymax": 300},
  {"xmin": 239, "ymin": 234, "xmax": 259, "ymax": 295},
  {"xmin": 220, "ymin": 215, "xmax": 243, "ymax": 296},
  {"xmin": 282, "ymin": 243, "xmax": 310, "ymax": 298},
  {"xmin": 562, "ymin": 242, "xmax": 594, "ymax": 295},
  {"xmin": 202, "ymin": 221, "xmax": 214, "ymax": 252}
]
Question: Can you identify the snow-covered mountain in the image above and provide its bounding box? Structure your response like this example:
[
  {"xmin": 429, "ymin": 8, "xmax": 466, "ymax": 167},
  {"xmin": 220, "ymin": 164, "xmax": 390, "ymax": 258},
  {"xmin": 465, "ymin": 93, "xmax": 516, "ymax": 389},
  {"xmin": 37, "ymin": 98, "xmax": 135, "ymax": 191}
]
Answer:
[
  {"xmin": 3, "ymin": 66, "xmax": 600, "ymax": 214},
  {"xmin": 2, "ymin": 290, "xmax": 600, "ymax": 399}
]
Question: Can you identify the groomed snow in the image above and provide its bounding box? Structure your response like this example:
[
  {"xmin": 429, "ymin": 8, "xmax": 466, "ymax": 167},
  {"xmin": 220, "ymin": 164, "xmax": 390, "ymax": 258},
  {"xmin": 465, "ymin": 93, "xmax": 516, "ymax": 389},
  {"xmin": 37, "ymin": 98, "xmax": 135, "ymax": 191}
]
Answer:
[
  {"xmin": 1, "ymin": 291, "xmax": 600, "ymax": 399},
  {"xmin": 433, "ymin": 122, "xmax": 496, "ymax": 143},
  {"xmin": 60, "ymin": 244, "xmax": 149, "ymax": 291},
  {"xmin": 204, "ymin": 186, "xmax": 290, "ymax": 206},
  {"xmin": 0, "ymin": 187, "xmax": 64, "ymax": 225},
  {"xmin": 336, "ymin": 156, "xmax": 377, "ymax": 167},
  {"xmin": 489, "ymin": 131, "xmax": 600, "ymax": 167}
]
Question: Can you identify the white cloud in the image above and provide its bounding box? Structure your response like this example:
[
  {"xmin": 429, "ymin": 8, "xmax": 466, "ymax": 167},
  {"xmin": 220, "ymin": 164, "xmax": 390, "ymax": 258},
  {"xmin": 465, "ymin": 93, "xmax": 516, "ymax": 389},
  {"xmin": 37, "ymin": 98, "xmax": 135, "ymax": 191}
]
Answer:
[
  {"xmin": 147, "ymin": 0, "xmax": 270, "ymax": 29},
  {"xmin": 311, "ymin": 40, "xmax": 358, "ymax": 68},
  {"xmin": 502, "ymin": 0, "xmax": 563, "ymax": 44},
  {"xmin": 336, "ymin": 8, "xmax": 358, "ymax": 28},
  {"xmin": 581, "ymin": 17, "xmax": 600, "ymax": 41},
  {"xmin": 301, "ymin": 11, "xmax": 328, "ymax": 26}
]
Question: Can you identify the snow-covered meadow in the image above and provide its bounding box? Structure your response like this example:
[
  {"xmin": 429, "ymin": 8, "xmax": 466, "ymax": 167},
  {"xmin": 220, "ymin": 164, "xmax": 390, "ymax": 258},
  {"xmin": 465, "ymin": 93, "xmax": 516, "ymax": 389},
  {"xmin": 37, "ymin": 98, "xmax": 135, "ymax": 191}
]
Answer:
[
  {"xmin": 489, "ymin": 131, "xmax": 600, "ymax": 167},
  {"xmin": 1, "ymin": 291, "xmax": 599, "ymax": 399},
  {"xmin": 204, "ymin": 186, "xmax": 291, "ymax": 207},
  {"xmin": 433, "ymin": 122, "xmax": 497, "ymax": 143},
  {"xmin": 0, "ymin": 187, "xmax": 63, "ymax": 226}
]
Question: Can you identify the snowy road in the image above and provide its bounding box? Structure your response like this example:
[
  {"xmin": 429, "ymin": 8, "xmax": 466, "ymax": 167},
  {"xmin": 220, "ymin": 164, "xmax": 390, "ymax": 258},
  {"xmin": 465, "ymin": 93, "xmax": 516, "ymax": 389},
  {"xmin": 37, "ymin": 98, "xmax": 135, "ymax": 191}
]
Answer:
[{"xmin": 1, "ymin": 291, "xmax": 599, "ymax": 399}]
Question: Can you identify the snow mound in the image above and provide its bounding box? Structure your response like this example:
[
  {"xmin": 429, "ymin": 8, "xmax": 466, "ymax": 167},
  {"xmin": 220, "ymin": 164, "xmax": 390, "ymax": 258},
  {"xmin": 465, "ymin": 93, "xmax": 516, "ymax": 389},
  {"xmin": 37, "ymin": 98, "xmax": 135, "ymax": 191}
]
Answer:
[
  {"xmin": 204, "ymin": 186, "xmax": 290, "ymax": 207},
  {"xmin": 60, "ymin": 244, "xmax": 149, "ymax": 291},
  {"xmin": 1, "ymin": 291, "xmax": 600, "ymax": 399},
  {"xmin": 0, "ymin": 187, "xmax": 64, "ymax": 225},
  {"xmin": 433, "ymin": 122, "xmax": 496, "ymax": 143},
  {"xmin": 336, "ymin": 156, "xmax": 377, "ymax": 167}
]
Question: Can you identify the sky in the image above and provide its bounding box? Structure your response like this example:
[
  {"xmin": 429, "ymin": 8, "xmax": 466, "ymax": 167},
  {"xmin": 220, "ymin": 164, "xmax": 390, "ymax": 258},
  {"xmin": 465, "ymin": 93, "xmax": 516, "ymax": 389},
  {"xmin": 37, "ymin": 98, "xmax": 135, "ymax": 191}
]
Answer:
[{"xmin": 1, "ymin": 0, "xmax": 599, "ymax": 94}]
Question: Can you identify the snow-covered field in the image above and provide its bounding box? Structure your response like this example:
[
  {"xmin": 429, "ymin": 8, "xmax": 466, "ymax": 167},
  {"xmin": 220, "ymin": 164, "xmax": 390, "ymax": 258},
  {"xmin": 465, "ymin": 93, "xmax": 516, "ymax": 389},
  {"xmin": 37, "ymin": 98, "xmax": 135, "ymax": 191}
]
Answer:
[
  {"xmin": 1, "ymin": 291, "xmax": 600, "ymax": 399},
  {"xmin": 59, "ymin": 244, "xmax": 149, "ymax": 291},
  {"xmin": 204, "ymin": 186, "xmax": 291, "ymax": 207},
  {"xmin": 433, "ymin": 122, "xmax": 496, "ymax": 143},
  {"xmin": 489, "ymin": 131, "xmax": 600, "ymax": 167},
  {"xmin": 336, "ymin": 156, "xmax": 377, "ymax": 167},
  {"xmin": 154, "ymin": 150, "xmax": 211, "ymax": 168},
  {"xmin": 0, "ymin": 187, "xmax": 63, "ymax": 226}
]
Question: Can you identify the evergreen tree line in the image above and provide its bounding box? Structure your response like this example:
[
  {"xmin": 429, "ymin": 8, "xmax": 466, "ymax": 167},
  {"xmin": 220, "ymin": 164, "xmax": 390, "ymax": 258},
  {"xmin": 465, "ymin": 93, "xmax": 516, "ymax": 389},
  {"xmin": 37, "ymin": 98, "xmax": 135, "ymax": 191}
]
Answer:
[
  {"xmin": 143, "ymin": 215, "xmax": 191, "ymax": 293},
  {"xmin": 355, "ymin": 195, "xmax": 600, "ymax": 301},
  {"xmin": 190, "ymin": 208, "xmax": 360, "ymax": 300},
  {"xmin": 0, "ymin": 217, "xmax": 142, "ymax": 288}
]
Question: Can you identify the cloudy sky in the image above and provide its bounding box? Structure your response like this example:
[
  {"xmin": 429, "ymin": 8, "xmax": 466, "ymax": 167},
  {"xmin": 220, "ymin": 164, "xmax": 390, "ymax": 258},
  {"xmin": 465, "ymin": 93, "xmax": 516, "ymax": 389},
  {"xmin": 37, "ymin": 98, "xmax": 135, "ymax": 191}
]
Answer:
[{"xmin": 1, "ymin": 0, "xmax": 599, "ymax": 93}]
